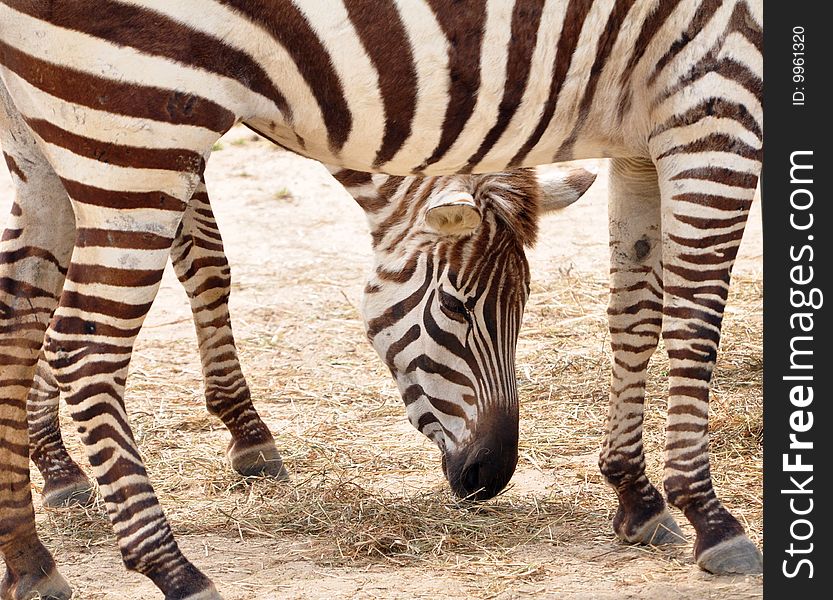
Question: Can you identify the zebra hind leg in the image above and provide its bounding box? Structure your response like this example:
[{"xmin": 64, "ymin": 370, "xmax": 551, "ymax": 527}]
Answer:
[
  {"xmin": 655, "ymin": 155, "xmax": 763, "ymax": 574},
  {"xmin": 170, "ymin": 181, "xmax": 287, "ymax": 479},
  {"xmin": 41, "ymin": 169, "xmax": 221, "ymax": 596},
  {"xmin": 28, "ymin": 178, "xmax": 287, "ymax": 505},
  {"xmin": 28, "ymin": 353, "xmax": 97, "ymax": 508},
  {"xmin": 0, "ymin": 88, "xmax": 73, "ymax": 600},
  {"xmin": 599, "ymin": 158, "xmax": 684, "ymax": 547}
]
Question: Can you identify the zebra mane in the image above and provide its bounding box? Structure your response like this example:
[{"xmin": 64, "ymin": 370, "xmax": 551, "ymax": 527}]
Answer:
[{"xmin": 474, "ymin": 170, "xmax": 541, "ymax": 249}]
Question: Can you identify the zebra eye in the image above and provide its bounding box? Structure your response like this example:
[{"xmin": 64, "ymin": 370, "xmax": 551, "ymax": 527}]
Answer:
[{"xmin": 438, "ymin": 288, "xmax": 468, "ymax": 319}]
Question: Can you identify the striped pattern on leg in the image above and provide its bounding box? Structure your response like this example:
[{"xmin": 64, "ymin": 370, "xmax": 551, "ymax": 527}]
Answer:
[
  {"xmin": 0, "ymin": 84, "xmax": 72, "ymax": 600},
  {"xmin": 43, "ymin": 195, "xmax": 220, "ymax": 597},
  {"xmin": 170, "ymin": 181, "xmax": 285, "ymax": 478},
  {"xmin": 652, "ymin": 96, "xmax": 763, "ymax": 574},
  {"xmin": 27, "ymin": 357, "xmax": 95, "ymax": 507},
  {"xmin": 600, "ymin": 157, "xmax": 683, "ymax": 546}
]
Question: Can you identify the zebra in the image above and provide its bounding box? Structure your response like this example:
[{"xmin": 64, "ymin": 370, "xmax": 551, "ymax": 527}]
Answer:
[
  {"xmin": 0, "ymin": 1, "xmax": 762, "ymax": 598},
  {"xmin": 24, "ymin": 161, "xmax": 596, "ymax": 508}
]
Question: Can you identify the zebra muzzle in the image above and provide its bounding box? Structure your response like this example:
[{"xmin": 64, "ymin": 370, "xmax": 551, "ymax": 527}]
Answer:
[{"xmin": 442, "ymin": 430, "xmax": 519, "ymax": 501}]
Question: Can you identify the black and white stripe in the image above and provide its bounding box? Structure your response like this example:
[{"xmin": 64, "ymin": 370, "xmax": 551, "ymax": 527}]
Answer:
[{"xmin": 0, "ymin": 2, "xmax": 763, "ymax": 598}]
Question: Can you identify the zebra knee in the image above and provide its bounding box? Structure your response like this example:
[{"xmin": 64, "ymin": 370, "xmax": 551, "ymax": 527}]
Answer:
[
  {"xmin": 42, "ymin": 323, "xmax": 99, "ymax": 394},
  {"xmin": 606, "ymin": 288, "xmax": 662, "ymax": 363}
]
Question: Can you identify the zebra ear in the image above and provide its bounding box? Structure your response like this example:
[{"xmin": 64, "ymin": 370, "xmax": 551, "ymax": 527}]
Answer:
[
  {"xmin": 536, "ymin": 165, "xmax": 598, "ymax": 212},
  {"xmin": 425, "ymin": 191, "xmax": 482, "ymax": 236}
]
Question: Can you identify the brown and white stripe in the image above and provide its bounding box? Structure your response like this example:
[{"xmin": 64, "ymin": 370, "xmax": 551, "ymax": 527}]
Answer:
[{"xmin": 1, "ymin": 1, "xmax": 762, "ymax": 598}]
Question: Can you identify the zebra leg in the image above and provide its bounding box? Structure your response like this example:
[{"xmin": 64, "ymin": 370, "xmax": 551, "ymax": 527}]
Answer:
[
  {"xmin": 27, "ymin": 178, "xmax": 287, "ymax": 510},
  {"xmin": 170, "ymin": 181, "xmax": 286, "ymax": 478},
  {"xmin": 42, "ymin": 176, "xmax": 221, "ymax": 598},
  {"xmin": 28, "ymin": 353, "xmax": 97, "ymax": 507},
  {"xmin": 599, "ymin": 158, "xmax": 683, "ymax": 546},
  {"xmin": 655, "ymin": 158, "xmax": 763, "ymax": 574},
  {"xmin": 0, "ymin": 90, "xmax": 73, "ymax": 600}
]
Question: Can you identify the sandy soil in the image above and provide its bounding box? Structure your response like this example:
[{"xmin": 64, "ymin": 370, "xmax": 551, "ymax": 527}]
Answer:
[{"xmin": 0, "ymin": 126, "xmax": 763, "ymax": 599}]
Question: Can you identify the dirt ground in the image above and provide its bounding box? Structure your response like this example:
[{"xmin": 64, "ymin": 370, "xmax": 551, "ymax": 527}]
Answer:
[{"xmin": 0, "ymin": 126, "xmax": 763, "ymax": 599}]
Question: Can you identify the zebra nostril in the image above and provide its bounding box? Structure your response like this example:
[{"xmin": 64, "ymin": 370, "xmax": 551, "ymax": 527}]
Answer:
[
  {"xmin": 444, "ymin": 426, "xmax": 519, "ymax": 501},
  {"xmin": 461, "ymin": 462, "xmax": 482, "ymax": 495}
]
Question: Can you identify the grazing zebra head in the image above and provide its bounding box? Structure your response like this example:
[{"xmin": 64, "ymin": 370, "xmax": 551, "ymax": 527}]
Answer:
[{"xmin": 333, "ymin": 167, "xmax": 596, "ymax": 500}]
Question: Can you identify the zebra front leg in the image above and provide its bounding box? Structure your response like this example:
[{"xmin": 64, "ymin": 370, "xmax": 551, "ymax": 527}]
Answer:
[
  {"xmin": 28, "ymin": 355, "xmax": 96, "ymax": 507},
  {"xmin": 656, "ymin": 159, "xmax": 763, "ymax": 574},
  {"xmin": 599, "ymin": 158, "xmax": 683, "ymax": 546},
  {"xmin": 0, "ymin": 89, "xmax": 73, "ymax": 599},
  {"xmin": 170, "ymin": 181, "xmax": 286, "ymax": 478}
]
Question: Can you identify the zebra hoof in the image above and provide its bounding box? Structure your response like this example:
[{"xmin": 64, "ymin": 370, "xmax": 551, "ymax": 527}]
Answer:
[
  {"xmin": 228, "ymin": 440, "xmax": 289, "ymax": 479},
  {"xmin": 697, "ymin": 535, "xmax": 763, "ymax": 575},
  {"xmin": 172, "ymin": 586, "xmax": 224, "ymax": 600},
  {"xmin": 1, "ymin": 565, "xmax": 72, "ymax": 600},
  {"xmin": 42, "ymin": 477, "xmax": 97, "ymax": 508},
  {"xmin": 620, "ymin": 509, "xmax": 686, "ymax": 545}
]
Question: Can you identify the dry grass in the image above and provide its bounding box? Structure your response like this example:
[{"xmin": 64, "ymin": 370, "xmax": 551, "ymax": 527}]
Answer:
[{"xmin": 33, "ymin": 264, "xmax": 763, "ymax": 586}]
